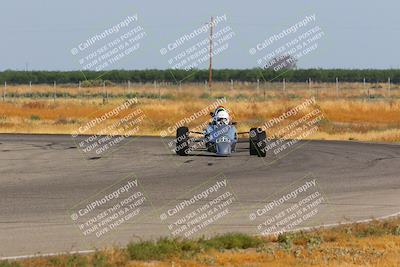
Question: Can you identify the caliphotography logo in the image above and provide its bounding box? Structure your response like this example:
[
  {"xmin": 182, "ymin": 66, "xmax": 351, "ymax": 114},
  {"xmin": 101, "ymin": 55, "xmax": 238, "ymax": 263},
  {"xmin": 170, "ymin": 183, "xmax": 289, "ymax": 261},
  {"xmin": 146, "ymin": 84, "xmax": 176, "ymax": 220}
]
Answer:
[
  {"xmin": 69, "ymin": 173, "xmax": 153, "ymax": 242},
  {"xmin": 71, "ymin": 97, "xmax": 148, "ymax": 163},
  {"xmin": 158, "ymin": 173, "xmax": 240, "ymax": 238},
  {"xmin": 70, "ymin": 13, "xmax": 146, "ymax": 78},
  {"xmin": 248, "ymin": 173, "xmax": 331, "ymax": 237},
  {"xmin": 159, "ymin": 14, "xmax": 236, "ymax": 84}
]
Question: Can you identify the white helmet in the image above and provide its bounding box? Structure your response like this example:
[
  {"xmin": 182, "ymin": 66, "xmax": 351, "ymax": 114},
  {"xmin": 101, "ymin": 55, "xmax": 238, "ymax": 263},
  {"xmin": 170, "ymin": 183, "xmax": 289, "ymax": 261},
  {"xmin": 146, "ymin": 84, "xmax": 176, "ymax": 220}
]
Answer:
[{"xmin": 215, "ymin": 110, "xmax": 230, "ymax": 125}]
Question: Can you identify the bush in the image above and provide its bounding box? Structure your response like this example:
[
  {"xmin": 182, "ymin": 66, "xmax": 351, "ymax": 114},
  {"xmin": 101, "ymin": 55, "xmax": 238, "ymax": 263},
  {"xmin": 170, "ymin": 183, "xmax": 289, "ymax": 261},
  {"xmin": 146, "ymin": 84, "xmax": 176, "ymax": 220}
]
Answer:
[
  {"xmin": 277, "ymin": 234, "xmax": 293, "ymax": 250},
  {"xmin": 355, "ymin": 225, "xmax": 388, "ymax": 238},
  {"xmin": 0, "ymin": 261, "xmax": 20, "ymax": 267},
  {"xmin": 127, "ymin": 238, "xmax": 180, "ymax": 260},
  {"xmin": 127, "ymin": 233, "xmax": 262, "ymax": 261},
  {"xmin": 201, "ymin": 233, "xmax": 262, "ymax": 250},
  {"xmin": 64, "ymin": 254, "xmax": 88, "ymax": 267},
  {"xmin": 91, "ymin": 252, "xmax": 110, "ymax": 267},
  {"xmin": 394, "ymin": 225, "xmax": 400, "ymax": 236},
  {"xmin": 30, "ymin": 115, "xmax": 41, "ymax": 121},
  {"xmin": 81, "ymin": 80, "xmax": 114, "ymax": 87},
  {"xmin": 306, "ymin": 236, "xmax": 323, "ymax": 249}
]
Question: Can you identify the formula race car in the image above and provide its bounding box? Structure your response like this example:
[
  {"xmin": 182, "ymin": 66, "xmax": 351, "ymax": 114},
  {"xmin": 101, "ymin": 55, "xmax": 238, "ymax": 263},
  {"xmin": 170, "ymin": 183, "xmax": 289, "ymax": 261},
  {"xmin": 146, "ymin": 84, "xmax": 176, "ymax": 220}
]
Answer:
[{"xmin": 175, "ymin": 107, "xmax": 267, "ymax": 157}]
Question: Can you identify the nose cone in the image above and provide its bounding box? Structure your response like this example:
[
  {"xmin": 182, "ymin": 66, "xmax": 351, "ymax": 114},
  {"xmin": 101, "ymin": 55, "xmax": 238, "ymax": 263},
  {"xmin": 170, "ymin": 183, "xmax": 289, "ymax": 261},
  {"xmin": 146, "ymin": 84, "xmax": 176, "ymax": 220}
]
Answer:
[{"xmin": 216, "ymin": 142, "xmax": 231, "ymax": 156}]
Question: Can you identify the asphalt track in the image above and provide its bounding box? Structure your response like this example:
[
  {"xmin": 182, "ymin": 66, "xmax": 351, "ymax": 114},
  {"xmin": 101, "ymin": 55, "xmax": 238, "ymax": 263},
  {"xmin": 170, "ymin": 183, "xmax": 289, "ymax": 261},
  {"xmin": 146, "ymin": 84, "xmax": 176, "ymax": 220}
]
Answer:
[{"xmin": 0, "ymin": 134, "xmax": 399, "ymax": 258}]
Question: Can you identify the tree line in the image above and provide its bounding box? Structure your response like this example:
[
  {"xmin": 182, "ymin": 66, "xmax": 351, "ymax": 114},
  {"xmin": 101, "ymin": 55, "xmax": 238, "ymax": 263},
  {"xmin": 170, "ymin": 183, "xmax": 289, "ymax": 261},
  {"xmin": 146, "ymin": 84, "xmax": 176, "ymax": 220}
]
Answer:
[{"xmin": 0, "ymin": 69, "xmax": 399, "ymax": 84}]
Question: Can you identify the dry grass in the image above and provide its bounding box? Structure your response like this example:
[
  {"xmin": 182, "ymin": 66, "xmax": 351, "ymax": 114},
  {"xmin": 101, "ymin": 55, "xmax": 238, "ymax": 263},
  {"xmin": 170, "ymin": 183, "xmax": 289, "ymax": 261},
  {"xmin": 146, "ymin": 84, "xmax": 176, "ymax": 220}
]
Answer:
[
  {"xmin": 3, "ymin": 217, "xmax": 400, "ymax": 267},
  {"xmin": 0, "ymin": 84, "xmax": 400, "ymax": 142}
]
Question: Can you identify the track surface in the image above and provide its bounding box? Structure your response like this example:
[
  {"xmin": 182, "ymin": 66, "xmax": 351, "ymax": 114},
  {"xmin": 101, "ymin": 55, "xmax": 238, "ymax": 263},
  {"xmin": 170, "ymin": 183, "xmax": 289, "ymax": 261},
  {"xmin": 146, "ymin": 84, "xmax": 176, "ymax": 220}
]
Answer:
[{"xmin": 0, "ymin": 134, "xmax": 399, "ymax": 257}]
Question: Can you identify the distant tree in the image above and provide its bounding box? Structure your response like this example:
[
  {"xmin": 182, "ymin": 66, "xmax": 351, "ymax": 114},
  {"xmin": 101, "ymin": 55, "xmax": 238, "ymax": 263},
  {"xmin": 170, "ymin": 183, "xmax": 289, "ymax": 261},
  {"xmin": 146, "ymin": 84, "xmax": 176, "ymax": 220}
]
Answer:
[{"xmin": 0, "ymin": 68, "xmax": 399, "ymax": 84}]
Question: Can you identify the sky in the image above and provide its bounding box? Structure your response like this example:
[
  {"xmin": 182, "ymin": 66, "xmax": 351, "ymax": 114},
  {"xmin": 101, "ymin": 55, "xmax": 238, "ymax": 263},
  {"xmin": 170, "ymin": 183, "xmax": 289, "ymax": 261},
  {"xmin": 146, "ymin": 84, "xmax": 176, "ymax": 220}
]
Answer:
[{"xmin": 1, "ymin": 0, "xmax": 399, "ymax": 71}]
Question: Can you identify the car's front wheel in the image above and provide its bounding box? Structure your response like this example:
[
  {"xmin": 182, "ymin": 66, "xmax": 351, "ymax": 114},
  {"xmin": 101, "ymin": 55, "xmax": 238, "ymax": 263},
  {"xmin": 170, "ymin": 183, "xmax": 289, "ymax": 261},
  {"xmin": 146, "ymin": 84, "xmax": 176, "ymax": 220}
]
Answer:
[
  {"xmin": 176, "ymin": 127, "xmax": 190, "ymax": 156},
  {"xmin": 249, "ymin": 127, "xmax": 267, "ymax": 157}
]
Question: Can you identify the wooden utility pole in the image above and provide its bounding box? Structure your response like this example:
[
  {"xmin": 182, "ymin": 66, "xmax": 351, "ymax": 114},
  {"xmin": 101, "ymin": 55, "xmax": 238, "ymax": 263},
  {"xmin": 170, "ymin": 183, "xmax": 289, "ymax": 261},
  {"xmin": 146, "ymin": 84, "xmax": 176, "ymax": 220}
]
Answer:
[
  {"xmin": 103, "ymin": 81, "xmax": 106, "ymax": 103},
  {"xmin": 53, "ymin": 81, "xmax": 56, "ymax": 102},
  {"xmin": 263, "ymin": 85, "xmax": 266, "ymax": 101},
  {"xmin": 283, "ymin": 78, "xmax": 286, "ymax": 93},
  {"xmin": 208, "ymin": 16, "xmax": 214, "ymax": 92},
  {"xmin": 336, "ymin": 77, "xmax": 339, "ymax": 97},
  {"xmin": 257, "ymin": 79, "xmax": 260, "ymax": 93},
  {"xmin": 363, "ymin": 77, "xmax": 366, "ymax": 91},
  {"xmin": 3, "ymin": 81, "xmax": 6, "ymax": 101}
]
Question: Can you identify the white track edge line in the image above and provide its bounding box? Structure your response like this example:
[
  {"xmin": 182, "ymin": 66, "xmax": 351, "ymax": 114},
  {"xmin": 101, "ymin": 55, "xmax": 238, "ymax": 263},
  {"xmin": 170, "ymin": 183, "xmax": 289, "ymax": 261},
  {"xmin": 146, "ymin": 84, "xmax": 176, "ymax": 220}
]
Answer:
[{"xmin": 1, "ymin": 211, "xmax": 399, "ymax": 261}]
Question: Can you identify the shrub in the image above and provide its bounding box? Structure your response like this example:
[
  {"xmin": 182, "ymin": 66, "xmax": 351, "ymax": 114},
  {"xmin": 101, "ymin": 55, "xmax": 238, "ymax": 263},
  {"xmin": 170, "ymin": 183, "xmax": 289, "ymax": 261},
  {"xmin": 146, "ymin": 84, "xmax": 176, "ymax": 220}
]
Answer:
[
  {"xmin": 127, "ymin": 238, "xmax": 180, "ymax": 260},
  {"xmin": 127, "ymin": 233, "xmax": 262, "ymax": 261},
  {"xmin": 30, "ymin": 115, "xmax": 41, "ymax": 121},
  {"xmin": 0, "ymin": 261, "xmax": 20, "ymax": 267},
  {"xmin": 201, "ymin": 233, "xmax": 262, "ymax": 250},
  {"xmin": 277, "ymin": 234, "xmax": 293, "ymax": 250},
  {"xmin": 81, "ymin": 80, "xmax": 114, "ymax": 87}
]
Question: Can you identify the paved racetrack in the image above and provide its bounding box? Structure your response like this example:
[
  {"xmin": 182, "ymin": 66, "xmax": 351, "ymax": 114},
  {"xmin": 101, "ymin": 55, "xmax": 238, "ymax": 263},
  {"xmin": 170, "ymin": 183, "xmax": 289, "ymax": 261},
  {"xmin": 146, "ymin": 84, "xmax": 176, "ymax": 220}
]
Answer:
[{"xmin": 0, "ymin": 134, "xmax": 399, "ymax": 258}]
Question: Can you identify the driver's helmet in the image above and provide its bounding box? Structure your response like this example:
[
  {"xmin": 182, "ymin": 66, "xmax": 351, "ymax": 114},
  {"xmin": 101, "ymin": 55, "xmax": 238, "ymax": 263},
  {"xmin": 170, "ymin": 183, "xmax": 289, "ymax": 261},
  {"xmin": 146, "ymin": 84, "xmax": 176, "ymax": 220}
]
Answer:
[
  {"xmin": 215, "ymin": 110, "xmax": 230, "ymax": 125},
  {"xmin": 214, "ymin": 106, "xmax": 226, "ymax": 115}
]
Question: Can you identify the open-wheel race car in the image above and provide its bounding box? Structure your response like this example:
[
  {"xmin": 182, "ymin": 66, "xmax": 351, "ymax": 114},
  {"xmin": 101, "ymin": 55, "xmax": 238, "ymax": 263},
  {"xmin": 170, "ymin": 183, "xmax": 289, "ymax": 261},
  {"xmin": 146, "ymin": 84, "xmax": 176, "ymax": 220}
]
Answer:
[{"xmin": 175, "ymin": 107, "xmax": 267, "ymax": 157}]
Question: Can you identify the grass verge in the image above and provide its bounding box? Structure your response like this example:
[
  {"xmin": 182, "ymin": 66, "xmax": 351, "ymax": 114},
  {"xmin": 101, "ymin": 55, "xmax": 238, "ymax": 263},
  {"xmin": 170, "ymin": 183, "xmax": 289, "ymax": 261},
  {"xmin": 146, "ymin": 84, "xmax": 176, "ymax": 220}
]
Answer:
[
  {"xmin": 1, "ymin": 97, "xmax": 400, "ymax": 142},
  {"xmin": 1, "ymin": 217, "xmax": 400, "ymax": 267}
]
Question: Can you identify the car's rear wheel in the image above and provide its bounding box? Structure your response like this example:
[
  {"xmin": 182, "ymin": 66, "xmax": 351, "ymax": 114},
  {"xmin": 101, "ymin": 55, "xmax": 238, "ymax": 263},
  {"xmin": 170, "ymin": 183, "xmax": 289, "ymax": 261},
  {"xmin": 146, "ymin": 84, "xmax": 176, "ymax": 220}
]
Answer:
[
  {"xmin": 176, "ymin": 127, "xmax": 190, "ymax": 156},
  {"xmin": 249, "ymin": 127, "xmax": 267, "ymax": 157}
]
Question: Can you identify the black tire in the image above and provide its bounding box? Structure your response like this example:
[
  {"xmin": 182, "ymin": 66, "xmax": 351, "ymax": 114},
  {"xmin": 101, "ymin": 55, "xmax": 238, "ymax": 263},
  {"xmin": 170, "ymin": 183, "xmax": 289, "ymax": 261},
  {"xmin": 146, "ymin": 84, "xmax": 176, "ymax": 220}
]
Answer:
[
  {"xmin": 249, "ymin": 128, "xmax": 259, "ymax": 155},
  {"xmin": 176, "ymin": 127, "xmax": 189, "ymax": 156},
  {"xmin": 249, "ymin": 128, "xmax": 267, "ymax": 157},
  {"xmin": 256, "ymin": 130, "xmax": 267, "ymax": 157},
  {"xmin": 206, "ymin": 142, "xmax": 216, "ymax": 153}
]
